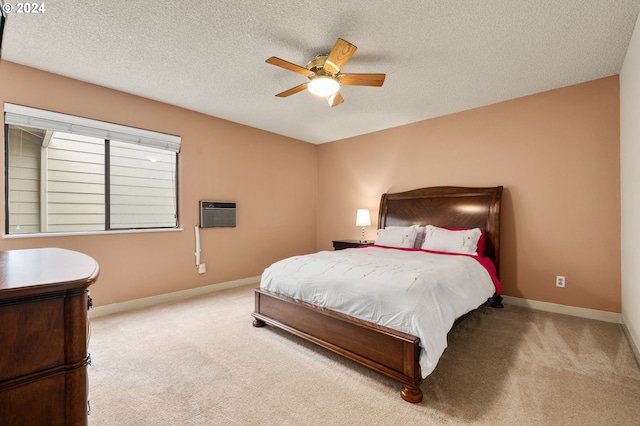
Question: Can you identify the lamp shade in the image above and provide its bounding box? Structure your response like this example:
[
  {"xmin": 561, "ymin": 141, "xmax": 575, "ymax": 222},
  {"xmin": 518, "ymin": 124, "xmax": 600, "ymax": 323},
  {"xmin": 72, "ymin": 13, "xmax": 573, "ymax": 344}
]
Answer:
[{"xmin": 355, "ymin": 209, "xmax": 371, "ymax": 227}]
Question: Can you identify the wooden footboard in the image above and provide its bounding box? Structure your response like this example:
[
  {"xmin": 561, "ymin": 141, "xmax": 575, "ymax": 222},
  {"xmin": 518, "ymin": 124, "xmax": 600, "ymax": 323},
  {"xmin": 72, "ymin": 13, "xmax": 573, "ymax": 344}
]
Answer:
[{"xmin": 252, "ymin": 288, "xmax": 423, "ymax": 403}]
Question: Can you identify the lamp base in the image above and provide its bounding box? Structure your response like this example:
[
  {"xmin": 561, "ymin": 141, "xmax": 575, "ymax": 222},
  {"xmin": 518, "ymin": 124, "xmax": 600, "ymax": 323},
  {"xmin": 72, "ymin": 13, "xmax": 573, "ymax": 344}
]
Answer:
[{"xmin": 360, "ymin": 226, "xmax": 367, "ymax": 244}]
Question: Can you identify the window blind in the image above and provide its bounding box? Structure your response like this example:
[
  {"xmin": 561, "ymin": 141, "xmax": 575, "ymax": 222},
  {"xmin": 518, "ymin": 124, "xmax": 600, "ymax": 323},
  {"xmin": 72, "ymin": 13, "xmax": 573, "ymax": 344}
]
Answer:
[{"xmin": 4, "ymin": 103, "xmax": 181, "ymax": 153}]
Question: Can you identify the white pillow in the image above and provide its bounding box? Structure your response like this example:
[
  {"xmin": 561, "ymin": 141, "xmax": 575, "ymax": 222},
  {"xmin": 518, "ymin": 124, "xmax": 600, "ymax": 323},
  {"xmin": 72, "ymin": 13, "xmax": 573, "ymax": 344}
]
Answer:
[
  {"xmin": 385, "ymin": 225, "xmax": 425, "ymax": 248},
  {"xmin": 375, "ymin": 225, "xmax": 419, "ymax": 248},
  {"xmin": 421, "ymin": 225, "xmax": 482, "ymax": 255}
]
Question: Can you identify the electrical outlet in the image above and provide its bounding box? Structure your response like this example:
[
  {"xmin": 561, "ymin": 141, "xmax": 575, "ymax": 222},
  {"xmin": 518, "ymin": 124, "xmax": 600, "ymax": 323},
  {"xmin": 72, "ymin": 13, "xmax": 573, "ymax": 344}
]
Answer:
[
  {"xmin": 556, "ymin": 275, "xmax": 565, "ymax": 288},
  {"xmin": 198, "ymin": 263, "xmax": 206, "ymax": 274}
]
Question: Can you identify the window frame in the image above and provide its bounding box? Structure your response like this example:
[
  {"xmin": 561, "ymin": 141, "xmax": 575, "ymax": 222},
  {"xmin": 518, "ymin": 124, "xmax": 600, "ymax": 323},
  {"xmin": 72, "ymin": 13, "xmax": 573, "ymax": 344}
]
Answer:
[{"xmin": 4, "ymin": 104, "xmax": 181, "ymax": 237}]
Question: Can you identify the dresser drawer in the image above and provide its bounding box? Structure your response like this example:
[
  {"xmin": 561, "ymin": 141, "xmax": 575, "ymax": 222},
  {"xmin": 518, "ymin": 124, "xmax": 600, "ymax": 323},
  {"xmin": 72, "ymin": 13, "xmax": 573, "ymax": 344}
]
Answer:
[{"xmin": 0, "ymin": 297, "xmax": 65, "ymax": 381}]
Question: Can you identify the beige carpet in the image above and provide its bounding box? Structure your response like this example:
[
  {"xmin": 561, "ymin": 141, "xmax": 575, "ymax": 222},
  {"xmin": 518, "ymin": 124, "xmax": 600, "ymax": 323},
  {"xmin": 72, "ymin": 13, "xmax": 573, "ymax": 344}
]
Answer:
[{"xmin": 87, "ymin": 284, "xmax": 640, "ymax": 425}]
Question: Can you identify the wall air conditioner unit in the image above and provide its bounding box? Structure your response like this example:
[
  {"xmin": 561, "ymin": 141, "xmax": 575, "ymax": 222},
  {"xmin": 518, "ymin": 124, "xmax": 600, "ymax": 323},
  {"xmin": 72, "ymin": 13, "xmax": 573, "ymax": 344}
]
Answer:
[{"xmin": 199, "ymin": 201, "xmax": 237, "ymax": 228}]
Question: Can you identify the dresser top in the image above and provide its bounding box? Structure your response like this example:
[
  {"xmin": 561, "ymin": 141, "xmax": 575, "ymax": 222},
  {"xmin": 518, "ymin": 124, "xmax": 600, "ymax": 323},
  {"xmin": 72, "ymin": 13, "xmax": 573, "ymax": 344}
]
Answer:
[{"xmin": 0, "ymin": 248, "xmax": 99, "ymax": 298}]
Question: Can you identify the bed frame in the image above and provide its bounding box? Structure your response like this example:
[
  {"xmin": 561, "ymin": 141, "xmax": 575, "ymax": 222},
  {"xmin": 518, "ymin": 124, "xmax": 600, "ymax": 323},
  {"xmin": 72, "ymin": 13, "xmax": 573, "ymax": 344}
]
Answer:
[{"xmin": 252, "ymin": 186, "xmax": 503, "ymax": 403}]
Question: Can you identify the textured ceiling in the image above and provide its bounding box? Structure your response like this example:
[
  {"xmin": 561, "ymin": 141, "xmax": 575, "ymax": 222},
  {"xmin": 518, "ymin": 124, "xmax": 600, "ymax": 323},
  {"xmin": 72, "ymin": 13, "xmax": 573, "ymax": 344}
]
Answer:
[{"xmin": 2, "ymin": 1, "xmax": 639, "ymax": 144}]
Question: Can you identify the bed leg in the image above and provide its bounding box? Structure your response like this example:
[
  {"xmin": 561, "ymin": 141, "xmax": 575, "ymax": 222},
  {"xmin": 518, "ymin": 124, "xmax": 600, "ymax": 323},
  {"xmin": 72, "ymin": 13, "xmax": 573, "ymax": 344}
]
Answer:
[
  {"xmin": 490, "ymin": 293, "xmax": 504, "ymax": 309},
  {"xmin": 252, "ymin": 318, "xmax": 266, "ymax": 327},
  {"xmin": 400, "ymin": 385, "xmax": 423, "ymax": 403}
]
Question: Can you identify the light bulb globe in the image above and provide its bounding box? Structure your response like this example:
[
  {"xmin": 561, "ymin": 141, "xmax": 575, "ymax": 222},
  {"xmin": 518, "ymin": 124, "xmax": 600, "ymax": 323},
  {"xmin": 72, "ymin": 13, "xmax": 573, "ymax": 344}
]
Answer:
[{"xmin": 308, "ymin": 77, "xmax": 340, "ymax": 97}]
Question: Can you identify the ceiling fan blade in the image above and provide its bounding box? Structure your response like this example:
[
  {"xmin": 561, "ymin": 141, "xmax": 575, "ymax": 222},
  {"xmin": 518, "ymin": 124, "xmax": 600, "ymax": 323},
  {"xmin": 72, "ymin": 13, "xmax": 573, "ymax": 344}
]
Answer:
[
  {"xmin": 266, "ymin": 56, "xmax": 311, "ymax": 76},
  {"xmin": 324, "ymin": 38, "xmax": 357, "ymax": 74},
  {"xmin": 327, "ymin": 92, "xmax": 344, "ymax": 107},
  {"xmin": 275, "ymin": 82, "xmax": 309, "ymax": 97},
  {"xmin": 339, "ymin": 73, "xmax": 386, "ymax": 87}
]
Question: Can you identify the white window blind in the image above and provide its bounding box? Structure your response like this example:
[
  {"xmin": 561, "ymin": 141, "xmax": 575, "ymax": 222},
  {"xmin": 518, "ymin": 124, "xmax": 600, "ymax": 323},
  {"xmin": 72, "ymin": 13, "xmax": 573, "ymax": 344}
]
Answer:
[{"xmin": 4, "ymin": 103, "xmax": 181, "ymax": 153}]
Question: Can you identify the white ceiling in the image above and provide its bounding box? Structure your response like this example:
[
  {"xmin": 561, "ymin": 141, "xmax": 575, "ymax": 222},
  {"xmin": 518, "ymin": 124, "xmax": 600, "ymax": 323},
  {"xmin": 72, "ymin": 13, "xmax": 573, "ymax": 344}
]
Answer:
[{"xmin": 2, "ymin": 1, "xmax": 639, "ymax": 144}]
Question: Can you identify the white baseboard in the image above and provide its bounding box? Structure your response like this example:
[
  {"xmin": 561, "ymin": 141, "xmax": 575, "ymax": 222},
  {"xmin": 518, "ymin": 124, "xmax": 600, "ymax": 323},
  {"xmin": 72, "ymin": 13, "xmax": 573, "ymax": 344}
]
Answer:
[
  {"xmin": 89, "ymin": 276, "xmax": 260, "ymax": 318},
  {"xmin": 501, "ymin": 295, "xmax": 622, "ymax": 324},
  {"xmin": 622, "ymin": 320, "xmax": 640, "ymax": 367}
]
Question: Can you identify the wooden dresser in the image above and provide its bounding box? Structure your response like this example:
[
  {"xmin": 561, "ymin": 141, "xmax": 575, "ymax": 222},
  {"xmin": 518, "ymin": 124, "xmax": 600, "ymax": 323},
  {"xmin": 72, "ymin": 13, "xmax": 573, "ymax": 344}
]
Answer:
[{"xmin": 0, "ymin": 248, "xmax": 99, "ymax": 426}]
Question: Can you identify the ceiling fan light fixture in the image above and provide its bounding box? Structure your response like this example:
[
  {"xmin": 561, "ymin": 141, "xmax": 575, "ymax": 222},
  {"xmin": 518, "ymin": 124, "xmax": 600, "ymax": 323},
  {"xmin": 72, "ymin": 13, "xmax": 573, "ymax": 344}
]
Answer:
[
  {"xmin": 307, "ymin": 76, "xmax": 340, "ymax": 97},
  {"xmin": 266, "ymin": 38, "xmax": 385, "ymax": 107}
]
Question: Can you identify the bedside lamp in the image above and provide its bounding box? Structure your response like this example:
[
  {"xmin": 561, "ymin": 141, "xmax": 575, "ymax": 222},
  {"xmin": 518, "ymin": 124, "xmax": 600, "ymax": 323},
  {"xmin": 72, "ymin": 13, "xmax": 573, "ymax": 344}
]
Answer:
[{"xmin": 356, "ymin": 209, "xmax": 371, "ymax": 243}]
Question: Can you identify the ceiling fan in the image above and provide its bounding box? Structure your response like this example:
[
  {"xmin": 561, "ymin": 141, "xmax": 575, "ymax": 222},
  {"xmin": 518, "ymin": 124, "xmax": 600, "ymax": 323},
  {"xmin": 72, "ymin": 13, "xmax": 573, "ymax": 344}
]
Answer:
[{"xmin": 266, "ymin": 38, "xmax": 385, "ymax": 107}]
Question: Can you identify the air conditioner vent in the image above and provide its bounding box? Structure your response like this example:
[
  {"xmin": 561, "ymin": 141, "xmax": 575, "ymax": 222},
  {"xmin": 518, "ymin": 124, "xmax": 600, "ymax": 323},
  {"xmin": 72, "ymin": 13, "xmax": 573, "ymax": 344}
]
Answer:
[{"xmin": 200, "ymin": 200, "xmax": 236, "ymax": 228}]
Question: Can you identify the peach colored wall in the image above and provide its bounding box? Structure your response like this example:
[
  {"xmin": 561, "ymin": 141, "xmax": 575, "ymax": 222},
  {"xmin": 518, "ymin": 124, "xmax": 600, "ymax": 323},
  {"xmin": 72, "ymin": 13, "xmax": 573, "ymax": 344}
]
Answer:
[
  {"xmin": 317, "ymin": 77, "xmax": 621, "ymax": 313},
  {"xmin": 0, "ymin": 61, "xmax": 621, "ymax": 314},
  {"xmin": 0, "ymin": 61, "xmax": 318, "ymax": 306}
]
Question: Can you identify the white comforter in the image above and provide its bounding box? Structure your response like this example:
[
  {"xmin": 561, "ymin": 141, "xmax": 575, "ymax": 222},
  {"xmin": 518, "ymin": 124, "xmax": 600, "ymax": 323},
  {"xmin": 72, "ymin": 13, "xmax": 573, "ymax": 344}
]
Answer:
[{"xmin": 260, "ymin": 246, "xmax": 495, "ymax": 378}]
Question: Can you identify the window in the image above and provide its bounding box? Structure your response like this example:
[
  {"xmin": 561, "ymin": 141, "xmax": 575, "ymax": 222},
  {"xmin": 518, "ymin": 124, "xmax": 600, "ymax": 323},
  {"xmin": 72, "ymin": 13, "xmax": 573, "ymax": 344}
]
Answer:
[{"xmin": 4, "ymin": 104, "xmax": 180, "ymax": 235}]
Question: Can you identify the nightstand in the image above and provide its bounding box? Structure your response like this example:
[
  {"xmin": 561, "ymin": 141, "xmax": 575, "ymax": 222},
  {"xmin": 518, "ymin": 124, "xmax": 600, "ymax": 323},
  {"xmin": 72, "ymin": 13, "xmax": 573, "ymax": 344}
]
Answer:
[{"xmin": 332, "ymin": 240, "xmax": 375, "ymax": 250}]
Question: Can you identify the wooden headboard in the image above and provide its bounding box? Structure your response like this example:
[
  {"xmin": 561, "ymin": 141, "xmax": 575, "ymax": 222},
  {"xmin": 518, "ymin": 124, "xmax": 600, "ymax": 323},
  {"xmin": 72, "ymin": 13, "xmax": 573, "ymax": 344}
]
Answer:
[{"xmin": 378, "ymin": 186, "xmax": 503, "ymax": 276}]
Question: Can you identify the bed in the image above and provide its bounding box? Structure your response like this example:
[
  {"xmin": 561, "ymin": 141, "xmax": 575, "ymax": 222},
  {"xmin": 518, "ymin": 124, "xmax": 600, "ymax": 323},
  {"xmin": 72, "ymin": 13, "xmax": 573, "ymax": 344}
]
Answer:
[{"xmin": 252, "ymin": 186, "xmax": 503, "ymax": 403}]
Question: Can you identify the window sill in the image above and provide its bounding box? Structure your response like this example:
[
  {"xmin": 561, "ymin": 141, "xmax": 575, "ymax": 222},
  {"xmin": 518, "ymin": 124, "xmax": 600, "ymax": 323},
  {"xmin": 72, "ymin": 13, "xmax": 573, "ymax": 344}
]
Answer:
[{"xmin": 3, "ymin": 227, "xmax": 183, "ymax": 239}]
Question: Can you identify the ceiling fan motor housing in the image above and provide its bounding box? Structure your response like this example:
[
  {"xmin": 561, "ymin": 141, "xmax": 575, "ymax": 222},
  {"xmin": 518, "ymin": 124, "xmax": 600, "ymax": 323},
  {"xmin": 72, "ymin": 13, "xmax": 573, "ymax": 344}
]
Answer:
[{"xmin": 307, "ymin": 55, "xmax": 333, "ymax": 79}]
